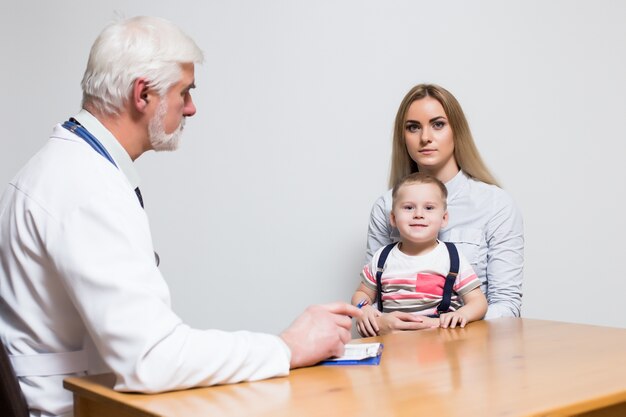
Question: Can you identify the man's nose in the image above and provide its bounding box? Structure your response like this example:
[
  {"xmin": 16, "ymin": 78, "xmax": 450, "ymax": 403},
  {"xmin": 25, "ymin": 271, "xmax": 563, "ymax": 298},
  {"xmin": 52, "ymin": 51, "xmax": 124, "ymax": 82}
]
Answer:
[{"xmin": 184, "ymin": 96, "xmax": 197, "ymax": 117}]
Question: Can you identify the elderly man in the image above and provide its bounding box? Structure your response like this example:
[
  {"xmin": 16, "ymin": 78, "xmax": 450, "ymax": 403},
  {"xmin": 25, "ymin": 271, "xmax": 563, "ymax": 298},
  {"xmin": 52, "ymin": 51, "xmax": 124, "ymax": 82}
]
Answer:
[{"xmin": 0, "ymin": 16, "xmax": 359, "ymax": 417}]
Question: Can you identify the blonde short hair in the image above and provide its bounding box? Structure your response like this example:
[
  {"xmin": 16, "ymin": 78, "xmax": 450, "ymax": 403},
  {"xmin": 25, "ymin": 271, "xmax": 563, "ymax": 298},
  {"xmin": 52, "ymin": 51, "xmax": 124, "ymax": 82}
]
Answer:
[{"xmin": 392, "ymin": 172, "xmax": 448, "ymax": 210}]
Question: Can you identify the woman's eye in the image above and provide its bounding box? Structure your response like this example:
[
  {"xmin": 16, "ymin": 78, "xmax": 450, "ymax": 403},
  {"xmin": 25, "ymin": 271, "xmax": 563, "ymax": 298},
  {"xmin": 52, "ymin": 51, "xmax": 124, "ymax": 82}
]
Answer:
[
  {"xmin": 405, "ymin": 123, "xmax": 420, "ymax": 133},
  {"xmin": 433, "ymin": 121, "xmax": 445, "ymax": 129}
]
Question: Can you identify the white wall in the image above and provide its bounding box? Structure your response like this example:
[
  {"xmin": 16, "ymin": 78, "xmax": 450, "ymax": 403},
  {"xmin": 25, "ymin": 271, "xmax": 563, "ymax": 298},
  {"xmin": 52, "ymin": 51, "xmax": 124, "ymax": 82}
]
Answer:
[{"xmin": 2, "ymin": 1, "xmax": 625, "ymax": 333}]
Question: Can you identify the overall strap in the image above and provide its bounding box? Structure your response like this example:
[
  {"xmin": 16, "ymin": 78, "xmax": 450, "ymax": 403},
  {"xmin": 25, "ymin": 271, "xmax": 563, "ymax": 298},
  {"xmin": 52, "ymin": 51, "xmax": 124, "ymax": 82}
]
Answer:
[
  {"xmin": 376, "ymin": 242, "xmax": 398, "ymax": 312},
  {"xmin": 437, "ymin": 241, "xmax": 460, "ymax": 315}
]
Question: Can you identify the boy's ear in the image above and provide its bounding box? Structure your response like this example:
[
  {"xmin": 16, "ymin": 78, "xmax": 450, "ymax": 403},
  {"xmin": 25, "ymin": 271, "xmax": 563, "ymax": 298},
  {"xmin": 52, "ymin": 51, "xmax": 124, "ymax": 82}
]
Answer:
[
  {"xmin": 441, "ymin": 210, "xmax": 449, "ymax": 228},
  {"xmin": 390, "ymin": 211, "xmax": 397, "ymax": 227}
]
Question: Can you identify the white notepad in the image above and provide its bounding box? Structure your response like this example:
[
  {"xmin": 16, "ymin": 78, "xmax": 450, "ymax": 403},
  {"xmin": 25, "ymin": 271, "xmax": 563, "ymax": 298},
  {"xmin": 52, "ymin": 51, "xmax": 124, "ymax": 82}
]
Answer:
[{"xmin": 319, "ymin": 343, "xmax": 383, "ymax": 365}]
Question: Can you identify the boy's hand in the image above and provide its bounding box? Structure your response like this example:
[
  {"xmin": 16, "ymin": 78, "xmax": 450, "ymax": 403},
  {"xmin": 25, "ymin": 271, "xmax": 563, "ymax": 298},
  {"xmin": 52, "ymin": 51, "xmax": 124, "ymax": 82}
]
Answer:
[
  {"xmin": 439, "ymin": 311, "xmax": 468, "ymax": 328},
  {"xmin": 355, "ymin": 305, "xmax": 382, "ymax": 337}
]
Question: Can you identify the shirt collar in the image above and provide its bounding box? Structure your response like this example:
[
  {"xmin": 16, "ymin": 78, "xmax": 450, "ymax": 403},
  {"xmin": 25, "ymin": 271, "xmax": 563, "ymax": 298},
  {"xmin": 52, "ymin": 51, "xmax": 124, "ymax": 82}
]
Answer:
[
  {"xmin": 72, "ymin": 109, "xmax": 141, "ymax": 189},
  {"xmin": 445, "ymin": 170, "xmax": 469, "ymax": 203}
]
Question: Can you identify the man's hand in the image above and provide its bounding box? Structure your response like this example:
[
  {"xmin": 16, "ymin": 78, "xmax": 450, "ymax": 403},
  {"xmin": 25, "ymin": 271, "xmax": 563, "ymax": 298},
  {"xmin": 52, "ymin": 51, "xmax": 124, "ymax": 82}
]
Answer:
[
  {"xmin": 280, "ymin": 302, "xmax": 362, "ymax": 369},
  {"xmin": 376, "ymin": 311, "xmax": 439, "ymax": 335}
]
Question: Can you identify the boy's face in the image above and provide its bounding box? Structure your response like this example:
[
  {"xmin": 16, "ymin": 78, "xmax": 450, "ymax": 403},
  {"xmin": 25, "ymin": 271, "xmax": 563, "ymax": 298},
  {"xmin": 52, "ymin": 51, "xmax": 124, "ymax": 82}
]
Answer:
[{"xmin": 391, "ymin": 182, "xmax": 448, "ymax": 247}]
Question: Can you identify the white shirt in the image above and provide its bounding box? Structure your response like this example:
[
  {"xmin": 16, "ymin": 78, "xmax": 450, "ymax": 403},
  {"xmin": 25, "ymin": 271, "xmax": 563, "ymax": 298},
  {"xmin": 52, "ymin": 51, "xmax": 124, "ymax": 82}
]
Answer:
[
  {"xmin": 366, "ymin": 171, "xmax": 524, "ymax": 319},
  {"xmin": 0, "ymin": 113, "xmax": 290, "ymax": 417}
]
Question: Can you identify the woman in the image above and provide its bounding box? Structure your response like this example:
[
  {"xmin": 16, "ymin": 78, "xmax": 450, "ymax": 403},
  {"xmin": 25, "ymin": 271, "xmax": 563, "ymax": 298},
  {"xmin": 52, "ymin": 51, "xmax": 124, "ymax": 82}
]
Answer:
[{"xmin": 365, "ymin": 84, "xmax": 523, "ymax": 333}]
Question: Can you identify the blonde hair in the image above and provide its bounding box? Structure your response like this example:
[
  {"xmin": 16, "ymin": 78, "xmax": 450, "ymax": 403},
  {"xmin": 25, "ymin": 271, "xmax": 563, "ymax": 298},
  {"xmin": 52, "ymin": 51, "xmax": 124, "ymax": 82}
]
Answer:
[
  {"xmin": 389, "ymin": 84, "xmax": 499, "ymax": 188},
  {"xmin": 392, "ymin": 172, "xmax": 448, "ymax": 210}
]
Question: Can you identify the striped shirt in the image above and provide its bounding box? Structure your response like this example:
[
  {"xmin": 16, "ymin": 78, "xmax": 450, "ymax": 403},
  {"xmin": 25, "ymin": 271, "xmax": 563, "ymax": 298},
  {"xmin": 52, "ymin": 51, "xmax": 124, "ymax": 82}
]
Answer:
[
  {"xmin": 366, "ymin": 170, "xmax": 524, "ymax": 319},
  {"xmin": 361, "ymin": 241, "xmax": 481, "ymax": 315}
]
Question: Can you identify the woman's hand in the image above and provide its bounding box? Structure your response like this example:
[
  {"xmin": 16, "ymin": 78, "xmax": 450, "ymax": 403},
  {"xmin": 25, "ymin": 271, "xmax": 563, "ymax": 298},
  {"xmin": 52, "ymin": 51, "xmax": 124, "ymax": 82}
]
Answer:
[
  {"xmin": 356, "ymin": 305, "xmax": 382, "ymax": 337},
  {"xmin": 376, "ymin": 312, "xmax": 439, "ymax": 335}
]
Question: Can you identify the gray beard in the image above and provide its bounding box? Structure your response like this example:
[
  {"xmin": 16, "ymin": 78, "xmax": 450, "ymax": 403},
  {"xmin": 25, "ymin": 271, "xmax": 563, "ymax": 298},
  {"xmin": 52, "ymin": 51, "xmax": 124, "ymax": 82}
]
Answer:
[{"xmin": 148, "ymin": 99, "xmax": 185, "ymax": 152}]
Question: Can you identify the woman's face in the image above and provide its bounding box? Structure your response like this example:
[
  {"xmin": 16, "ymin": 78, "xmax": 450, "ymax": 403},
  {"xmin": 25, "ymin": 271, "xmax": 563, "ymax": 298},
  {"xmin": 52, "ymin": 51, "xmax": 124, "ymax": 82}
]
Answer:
[{"xmin": 404, "ymin": 97, "xmax": 458, "ymax": 181}]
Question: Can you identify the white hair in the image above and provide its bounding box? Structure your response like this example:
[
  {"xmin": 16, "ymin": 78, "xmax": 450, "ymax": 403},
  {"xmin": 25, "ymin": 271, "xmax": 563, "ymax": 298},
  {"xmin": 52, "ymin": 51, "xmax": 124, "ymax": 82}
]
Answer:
[{"xmin": 81, "ymin": 16, "xmax": 204, "ymax": 115}]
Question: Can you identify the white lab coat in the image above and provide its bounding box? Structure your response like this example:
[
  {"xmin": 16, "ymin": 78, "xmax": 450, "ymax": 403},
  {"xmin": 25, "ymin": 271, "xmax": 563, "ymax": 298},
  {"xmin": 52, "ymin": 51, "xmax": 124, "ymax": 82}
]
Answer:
[{"xmin": 0, "ymin": 121, "xmax": 290, "ymax": 417}]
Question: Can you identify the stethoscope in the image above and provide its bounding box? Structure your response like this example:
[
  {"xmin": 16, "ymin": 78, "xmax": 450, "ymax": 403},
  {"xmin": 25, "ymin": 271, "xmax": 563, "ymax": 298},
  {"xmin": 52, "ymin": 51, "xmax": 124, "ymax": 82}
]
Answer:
[{"xmin": 62, "ymin": 118, "xmax": 160, "ymax": 267}]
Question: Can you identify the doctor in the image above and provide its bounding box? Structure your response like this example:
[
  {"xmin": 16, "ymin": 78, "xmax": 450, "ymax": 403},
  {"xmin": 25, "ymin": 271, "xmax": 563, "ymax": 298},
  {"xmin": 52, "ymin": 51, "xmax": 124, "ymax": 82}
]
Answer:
[{"xmin": 0, "ymin": 16, "xmax": 360, "ymax": 417}]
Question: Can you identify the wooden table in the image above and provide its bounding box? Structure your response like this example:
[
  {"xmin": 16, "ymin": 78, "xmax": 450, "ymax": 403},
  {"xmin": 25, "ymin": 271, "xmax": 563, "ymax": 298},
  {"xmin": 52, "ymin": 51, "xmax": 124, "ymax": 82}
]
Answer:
[{"xmin": 64, "ymin": 318, "xmax": 626, "ymax": 417}]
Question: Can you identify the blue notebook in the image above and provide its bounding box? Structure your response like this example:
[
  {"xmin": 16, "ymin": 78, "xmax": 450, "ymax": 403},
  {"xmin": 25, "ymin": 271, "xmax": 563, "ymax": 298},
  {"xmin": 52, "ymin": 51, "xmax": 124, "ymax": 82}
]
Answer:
[{"xmin": 319, "ymin": 343, "xmax": 383, "ymax": 366}]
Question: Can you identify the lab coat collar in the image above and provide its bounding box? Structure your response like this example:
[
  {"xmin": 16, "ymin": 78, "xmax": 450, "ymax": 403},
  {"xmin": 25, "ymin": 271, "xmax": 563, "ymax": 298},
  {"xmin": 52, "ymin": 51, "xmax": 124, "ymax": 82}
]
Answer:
[{"xmin": 71, "ymin": 109, "xmax": 142, "ymax": 190}]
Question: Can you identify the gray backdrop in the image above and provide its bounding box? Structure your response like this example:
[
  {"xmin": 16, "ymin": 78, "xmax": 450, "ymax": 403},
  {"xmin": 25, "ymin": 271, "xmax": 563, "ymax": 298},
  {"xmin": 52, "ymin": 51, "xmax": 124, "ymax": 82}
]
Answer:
[{"xmin": 2, "ymin": 1, "xmax": 625, "ymax": 333}]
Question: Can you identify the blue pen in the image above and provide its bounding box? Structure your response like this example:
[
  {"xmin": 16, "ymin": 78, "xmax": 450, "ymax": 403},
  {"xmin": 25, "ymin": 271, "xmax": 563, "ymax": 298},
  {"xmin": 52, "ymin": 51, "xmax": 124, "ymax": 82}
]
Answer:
[{"xmin": 350, "ymin": 299, "xmax": 369, "ymax": 319}]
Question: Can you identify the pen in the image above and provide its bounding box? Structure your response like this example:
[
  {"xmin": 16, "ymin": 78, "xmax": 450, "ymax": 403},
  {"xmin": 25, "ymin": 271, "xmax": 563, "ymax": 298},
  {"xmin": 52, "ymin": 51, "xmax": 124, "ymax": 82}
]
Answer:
[{"xmin": 349, "ymin": 299, "xmax": 369, "ymax": 319}]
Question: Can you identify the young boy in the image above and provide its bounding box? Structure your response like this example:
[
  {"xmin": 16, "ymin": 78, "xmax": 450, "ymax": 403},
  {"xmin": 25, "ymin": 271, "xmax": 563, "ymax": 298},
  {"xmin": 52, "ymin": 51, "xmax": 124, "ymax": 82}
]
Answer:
[{"xmin": 353, "ymin": 173, "xmax": 487, "ymax": 337}]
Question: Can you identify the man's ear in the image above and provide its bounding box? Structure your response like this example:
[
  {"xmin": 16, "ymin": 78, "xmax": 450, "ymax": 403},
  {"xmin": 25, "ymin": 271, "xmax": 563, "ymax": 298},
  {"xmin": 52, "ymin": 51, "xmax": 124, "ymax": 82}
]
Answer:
[{"xmin": 132, "ymin": 78, "xmax": 151, "ymax": 113}]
